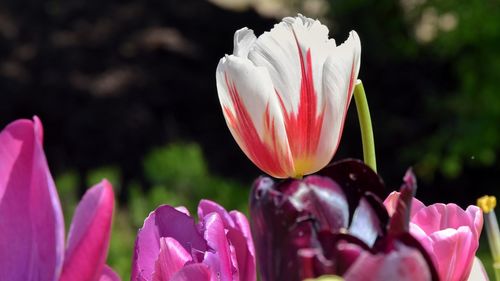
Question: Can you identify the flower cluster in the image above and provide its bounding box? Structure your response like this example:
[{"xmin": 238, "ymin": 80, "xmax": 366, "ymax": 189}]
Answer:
[{"xmin": 0, "ymin": 13, "xmax": 495, "ymax": 281}]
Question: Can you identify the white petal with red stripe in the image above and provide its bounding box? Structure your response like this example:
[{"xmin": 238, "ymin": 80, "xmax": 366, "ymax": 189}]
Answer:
[
  {"xmin": 315, "ymin": 30, "xmax": 361, "ymax": 172},
  {"xmin": 216, "ymin": 52, "xmax": 294, "ymax": 178}
]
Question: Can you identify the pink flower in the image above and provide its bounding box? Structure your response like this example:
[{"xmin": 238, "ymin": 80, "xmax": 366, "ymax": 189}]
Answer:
[
  {"xmin": 131, "ymin": 200, "xmax": 256, "ymax": 281},
  {"xmin": 384, "ymin": 192, "xmax": 485, "ymax": 281},
  {"xmin": 0, "ymin": 117, "xmax": 119, "ymax": 281},
  {"xmin": 216, "ymin": 14, "xmax": 361, "ymax": 178}
]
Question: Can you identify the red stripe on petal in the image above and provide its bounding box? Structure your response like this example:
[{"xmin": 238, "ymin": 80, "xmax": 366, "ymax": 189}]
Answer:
[
  {"xmin": 277, "ymin": 33, "xmax": 326, "ymax": 175},
  {"xmin": 223, "ymin": 74, "xmax": 292, "ymax": 178}
]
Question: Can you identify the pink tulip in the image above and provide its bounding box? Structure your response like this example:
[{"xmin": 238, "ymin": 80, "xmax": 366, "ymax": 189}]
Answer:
[
  {"xmin": 216, "ymin": 14, "xmax": 361, "ymax": 178},
  {"xmin": 0, "ymin": 117, "xmax": 119, "ymax": 281},
  {"xmin": 131, "ymin": 200, "xmax": 255, "ymax": 281},
  {"xmin": 384, "ymin": 192, "xmax": 485, "ymax": 281}
]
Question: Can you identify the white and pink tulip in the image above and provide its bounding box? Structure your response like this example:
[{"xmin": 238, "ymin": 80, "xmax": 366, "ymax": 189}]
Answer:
[{"xmin": 216, "ymin": 14, "xmax": 361, "ymax": 178}]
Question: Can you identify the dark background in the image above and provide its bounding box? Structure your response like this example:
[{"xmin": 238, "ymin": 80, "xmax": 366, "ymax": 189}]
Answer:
[{"xmin": 1, "ymin": 0, "xmax": 499, "ymax": 277}]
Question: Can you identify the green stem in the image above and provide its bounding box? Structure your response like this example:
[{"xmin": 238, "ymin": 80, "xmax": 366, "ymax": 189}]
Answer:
[
  {"xmin": 353, "ymin": 80, "xmax": 377, "ymax": 172},
  {"xmin": 486, "ymin": 211, "xmax": 500, "ymax": 281},
  {"xmin": 494, "ymin": 263, "xmax": 500, "ymax": 281}
]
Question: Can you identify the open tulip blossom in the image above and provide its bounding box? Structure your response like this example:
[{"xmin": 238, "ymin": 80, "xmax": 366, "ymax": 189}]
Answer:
[
  {"xmin": 0, "ymin": 117, "xmax": 120, "ymax": 281},
  {"xmin": 384, "ymin": 191, "xmax": 487, "ymax": 281},
  {"xmin": 131, "ymin": 200, "xmax": 255, "ymax": 281},
  {"xmin": 216, "ymin": 14, "xmax": 361, "ymax": 178}
]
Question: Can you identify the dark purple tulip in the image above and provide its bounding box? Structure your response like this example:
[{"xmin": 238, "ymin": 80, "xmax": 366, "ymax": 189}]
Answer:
[
  {"xmin": 250, "ymin": 159, "xmax": 438, "ymax": 281},
  {"xmin": 250, "ymin": 159, "xmax": 388, "ymax": 281}
]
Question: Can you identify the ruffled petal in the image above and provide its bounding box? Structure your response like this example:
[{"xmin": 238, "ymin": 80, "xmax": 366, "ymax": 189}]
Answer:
[
  {"xmin": 233, "ymin": 27, "xmax": 257, "ymax": 58},
  {"xmin": 248, "ymin": 15, "xmax": 332, "ymax": 115},
  {"xmin": 0, "ymin": 117, "xmax": 65, "ymax": 281},
  {"xmin": 201, "ymin": 212, "xmax": 234, "ymax": 281},
  {"xmin": 131, "ymin": 205, "xmax": 208, "ymax": 281},
  {"xmin": 152, "ymin": 237, "xmax": 192, "ymax": 281},
  {"xmin": 198, "ymin": 199, "xmax": 235, "ymax": 229},
  {"xmin": 60, "ymin": 180, "xmax": 115, "ymax": 281}
]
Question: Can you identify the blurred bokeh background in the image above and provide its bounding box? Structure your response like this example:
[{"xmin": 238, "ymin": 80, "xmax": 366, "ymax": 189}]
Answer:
[{"xmin": 0, "ymin": 0, "xmax": 498, "ymax": 278}]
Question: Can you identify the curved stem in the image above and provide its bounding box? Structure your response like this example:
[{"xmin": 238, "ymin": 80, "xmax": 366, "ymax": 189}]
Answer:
[{"xmin": 353, "ymin": 80, "xmax": 377, "ymax": 172}]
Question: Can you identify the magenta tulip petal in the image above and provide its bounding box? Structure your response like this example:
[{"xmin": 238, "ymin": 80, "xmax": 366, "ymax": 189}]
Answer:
[
  {"xmin": 132, "ymin": 205, "xmax": 208, "ymax": 281},
  {"xmin": 99, "ymin": 265, "xmax": 122, "ymax": 281},
  {"xmin": 201, "ymin": 212, "xmax": 234, "ymax": 281},
  {"xmin": 198, "ymin": 199, "xmax": 235, "ymax": 229},
  {"xmin": 343, "ymin": 243, "xmax": 432, "ymax": 281},
  {"xmin": 60, "ymin": 180, "xmax": 115, "ymax": 281},
  {"xmin": 170, "ymin": 264, "xmax": 211, "ymax": 281},
  {"xmin": 0, "ymin": 118, "xmax": 65, "ymax": 281},
  {"xmin": 229, "ymin": 210, "xmax": 256, "ymax": 281},
  {"xmin": 230, "ymin": 211, "xmax": 254, "ymax": 255},
  {"xmin": 152, "ymin": 237, "xmax": 192, "ymax": 281}
]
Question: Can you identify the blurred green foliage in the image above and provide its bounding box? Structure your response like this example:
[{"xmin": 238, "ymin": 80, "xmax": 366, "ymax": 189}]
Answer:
[
  {"xmin": 55, "ymin": 142, "xmax": 250, "ymax": 279},
  {"xmin": 326, "ymin": 0, "xmax": 500, "ymax": 180}
]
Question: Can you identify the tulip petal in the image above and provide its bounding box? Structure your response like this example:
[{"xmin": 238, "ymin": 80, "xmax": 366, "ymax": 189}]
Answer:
[
  {"xmin": 343, "ymin": 243, "xmax": 432, "ymax": 281},
  {"xmin": 248, "ymin": 14, "xmax": 332, "ymax": 115},
  {"xmin": 315, "ymin": 31, "xmax": 360, "ymax": 170},
  {"xmin": 198, "ymin": 199, "xmax": 235, "ymax": 229},
  {"xmin": 216, "ymin": 53, "xmax": 294, "ymax": 178},
  {"xmin": 248, "ymin": 15, "xmax": 337, "ymax": 175},
  {"xmin": 349, "ymin": 198, "xmax": 383, "ymax": 247},
  {"xmin": 226, "ymin": 211, "xmax": 256, "ymax": 281},
  {"xmin": 0, "ymin": 117, "xmax": 65, "ymax": 281},
  {"xmin": 229, "ymin": 211, "xmax": 254, "ymax": 255},
  {"xmin": 233, "ymin": 27, "xmax": 256, "ymax": 58},
  {"xmin": 132, "ymin": 205, "xmax": 208, "ymax": 281},
  {"xmin": 412, "ymin": 203, "xmax": 475, "ymax": 235},
  {"xmin": 201, "ymin": 212, "xmax": 234, "ymax": 281},
  {"xmin": 99, "ymin": 265, "xmax": 121, "ymax": 281},
  {"xmin": 465, "ymin": 205, "xmax": 483, "ymax": 239},
  {"xmin": 228, "ymin": 211, "xmax": 256, "ymax": 270},
  {"xmin": 170, "ymin": 264, "xmax": 211, "ymax": 281},
  {"xmin": 60, "ymin": 180, "xmax": 115, "ymax": 281},
  {"xmin": 152, "ymin": 237, "xmax": 192, "ymax": 281},
  {"xmin": 300, "ymin": 176, "xmax": 349, "ymax": 232},
  {"xmin": 384, "ymin": 191, "xmax": 426, "ymax": 218},
  {"xmin": 429, "ymin": 227, "xmax": 477, "ymax": 281}
]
